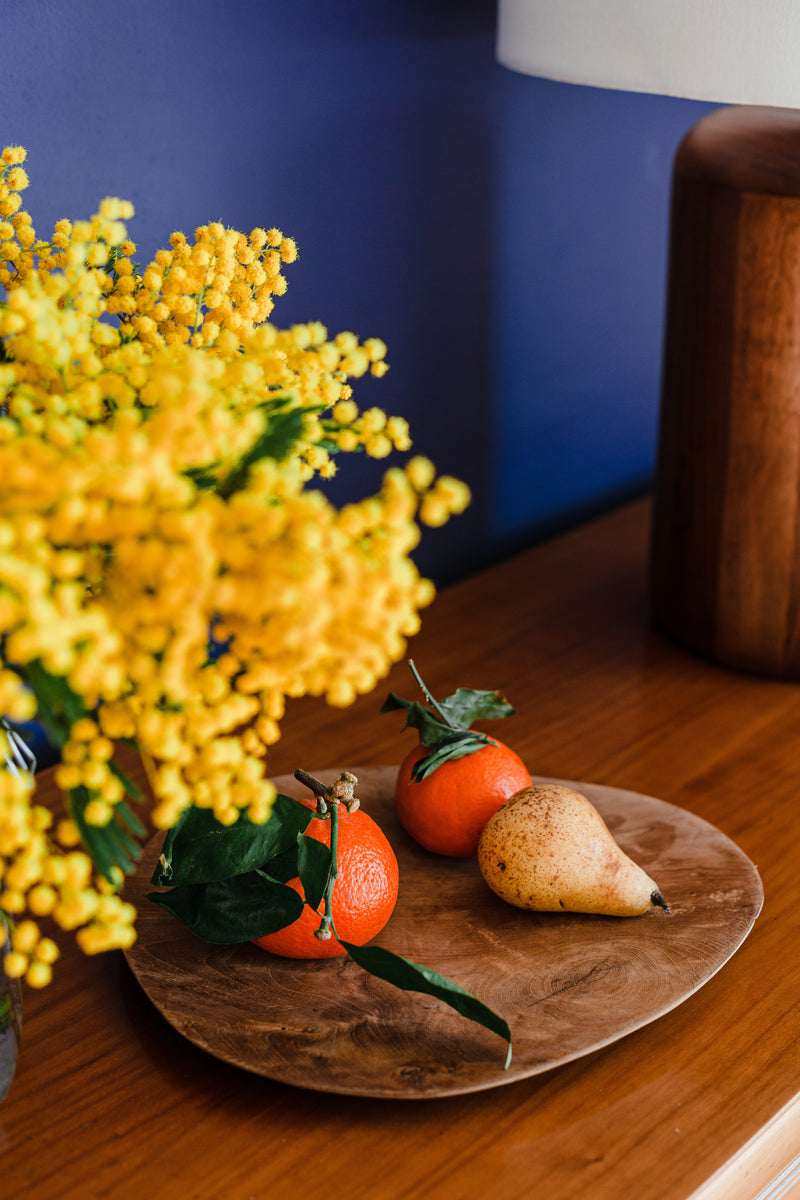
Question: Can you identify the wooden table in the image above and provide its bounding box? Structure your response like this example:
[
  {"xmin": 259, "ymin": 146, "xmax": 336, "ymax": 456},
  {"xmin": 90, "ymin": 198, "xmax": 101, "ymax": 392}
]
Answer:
[{"xmin": 3, "ymin": 498, "xmax": 799, "ymax": 1200}]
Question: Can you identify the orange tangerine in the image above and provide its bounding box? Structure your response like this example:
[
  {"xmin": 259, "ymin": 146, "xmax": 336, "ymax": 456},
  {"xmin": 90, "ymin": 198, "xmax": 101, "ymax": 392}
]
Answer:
[
  {"xmin": 253, "ymin": 800, "xmax": 399, "ymax": 959},
  {"xmin": 395, "ymin": 738, "xmax": 531, "ymax": 858}
]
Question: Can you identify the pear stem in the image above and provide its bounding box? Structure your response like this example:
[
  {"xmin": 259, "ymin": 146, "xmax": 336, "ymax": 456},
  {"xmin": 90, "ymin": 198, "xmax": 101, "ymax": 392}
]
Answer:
[{"xmin": 651, "ymin": 890, "xmax": 671, "ymax": 914}]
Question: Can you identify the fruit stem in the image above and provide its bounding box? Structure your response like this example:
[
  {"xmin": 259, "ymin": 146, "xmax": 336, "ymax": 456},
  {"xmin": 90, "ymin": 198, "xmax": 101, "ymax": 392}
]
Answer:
[
  {"xmin": 294, "ymin": 768, "xmax": 360, "ymax": 815},
  {"xmin": 294, "ymin": 768, "xmax": 357, "ymax": 943},
  {"xmin": 651, "ymin": 890, "xmax": 671, "ymax": 914},
  {"xmin": 295, "ymin": 768, "xmax": 331, "ymax": 814},
  {"xmin": 315, "ymin": 800, "xmax": 339, "ymax": 942},
  {"xmin": 408, "ymin": 659, "xmax": 456, "ymax": 730}
]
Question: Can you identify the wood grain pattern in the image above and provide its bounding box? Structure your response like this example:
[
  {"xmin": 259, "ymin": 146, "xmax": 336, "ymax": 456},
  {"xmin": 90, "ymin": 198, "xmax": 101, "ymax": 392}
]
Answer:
[
  {"xmin": 2, "ymin": 500, "xmax": 800, "ymax": 1200},
  {"xmin": 123, "ymin": 769, "xmax": 762, "ymax": 1098},
  {"xmin": 651, "ymin": 106, "xmax": 800, "ymax": 676}
]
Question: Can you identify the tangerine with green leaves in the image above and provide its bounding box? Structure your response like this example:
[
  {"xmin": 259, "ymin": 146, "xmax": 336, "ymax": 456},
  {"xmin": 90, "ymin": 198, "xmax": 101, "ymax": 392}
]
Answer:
[
  {"xmin": 396, "ymin": 737, "xmax": 531, "ymax": 857},
  {"xmin": 383, "ymin": 661, "xmax": 532, "ymax": 858},
  {"xmin": 252, "ymin": 795, "xmax": 399, "ymax": 959}
]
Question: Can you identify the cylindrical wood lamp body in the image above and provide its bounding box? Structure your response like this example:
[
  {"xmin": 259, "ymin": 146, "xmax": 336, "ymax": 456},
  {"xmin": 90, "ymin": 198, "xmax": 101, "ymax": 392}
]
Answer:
[{"xmin": 651, "ymin": 106, "xmax": 800, "ymax": 676}]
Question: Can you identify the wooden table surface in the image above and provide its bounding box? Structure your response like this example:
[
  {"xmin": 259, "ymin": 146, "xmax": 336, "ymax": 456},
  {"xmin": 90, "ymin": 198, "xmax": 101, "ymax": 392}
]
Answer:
[{"xmin": 3, "ymin": 498, "xmax": 800, "ymax": 1200}]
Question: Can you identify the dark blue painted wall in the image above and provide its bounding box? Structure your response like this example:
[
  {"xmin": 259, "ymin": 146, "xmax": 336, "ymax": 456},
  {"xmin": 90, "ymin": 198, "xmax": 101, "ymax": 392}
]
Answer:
[{"xmin": 3, "ymin": 0, "xmax": 714, "ymax": 584}]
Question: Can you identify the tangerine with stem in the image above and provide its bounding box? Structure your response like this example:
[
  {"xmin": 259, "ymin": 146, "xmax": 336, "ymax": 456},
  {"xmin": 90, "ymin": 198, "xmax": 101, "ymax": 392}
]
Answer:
[
  {"xmin": 253, "ymin": 773, "xmax": 399, "ymax": 960},
  {"xmin": 396, "ymin": 737, "xmax": 531, "ymax": 857},
  {"xmin": 385, "ymin": 661, "xmax": 531, "ymax": 858}
]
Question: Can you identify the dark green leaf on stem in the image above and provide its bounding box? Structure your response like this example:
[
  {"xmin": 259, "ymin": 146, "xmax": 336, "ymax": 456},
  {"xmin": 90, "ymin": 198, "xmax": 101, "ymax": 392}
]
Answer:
[
  {"xmin": 151, "ymin": 792, "xmax": 312, "ymax": 886},
  {"xmin": 297, "ymin": 833, "xmax": 332, "ymax": 913},
  {"xmin": 382, "ymin": 668, "xmax": 514, "ymax": 782},
  {"xmin": 115, "ymin": 800, "xmax": 146, "ymax": 841},
  {"xmin": 21, "ymin": 659, "xmax": 87, "ymax": 746},
  {"xmin": 146, "ymin": 871, "xmax": 303, "ymax": 944},
  {"xmin": 107, "ymin": 761, "xmax": 144, "ymax": 809},
  {"xmin": 409, "ymin": 731, "xmax": 495, "ymax": 782},
  {"xmin": 70, "ymin": 786, "xmax": 142, "ymax": 882},
  {"xmin": 380, "ymin": 694, "xmax": 449, "ymax": 747},
  {"xmin": 216, "ymin": 404, "xmax": 305, "ymax": 497},
  {"xmin": 437, "ymin": 687, "xmax": 515, "ymax": 728},
  {"xmin": 314, "ymin": 436, "xmax": 342, "ymax": 455},
  {"xmin": 186, "ymin": 397, "xmax": 307, "ymax": 496},
  {"xmin": 381, "ymin": 694, "xmax": 494, "ymax": 781},
  {"xmin": 381, "ymin": 689, "xmax": 513, "ymax": 740},
  {"xmin": 19, "ymin": 662, "xmax": 147, "ymax": 878},
  {"xmin": 263, "ymin": 843, "xmax": 301, "ymax": 883},
  {"xmin": 340, "ymin": 940, "xmax": 512, "ymax": 1069},
  {"xmin": 183, "ymin": 464, "xmax": 219, "ymax": 492}
]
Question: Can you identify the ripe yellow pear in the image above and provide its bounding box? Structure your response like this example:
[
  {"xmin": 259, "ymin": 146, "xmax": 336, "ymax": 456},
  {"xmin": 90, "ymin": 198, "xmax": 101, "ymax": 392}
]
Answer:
[{"xmin": 477, "ymin": 783, "xmax": 670, "ymax": 917}]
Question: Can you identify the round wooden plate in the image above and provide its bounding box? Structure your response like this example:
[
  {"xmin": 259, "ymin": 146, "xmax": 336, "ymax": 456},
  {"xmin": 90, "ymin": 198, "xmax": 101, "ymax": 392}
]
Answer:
[{"xmin": 122, "ymin": 769, "xmax": 763, "ymax": 1099}]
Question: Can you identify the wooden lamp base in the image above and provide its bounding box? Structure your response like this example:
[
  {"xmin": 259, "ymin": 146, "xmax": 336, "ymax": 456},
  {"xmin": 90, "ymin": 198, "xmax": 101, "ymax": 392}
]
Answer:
[{"xmin": 650, "ymin": 106, "xmax": 800, "ymax": 677}]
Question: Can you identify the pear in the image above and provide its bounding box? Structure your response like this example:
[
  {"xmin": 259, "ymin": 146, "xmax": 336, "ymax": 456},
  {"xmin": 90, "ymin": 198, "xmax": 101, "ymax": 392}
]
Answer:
[{"xmin": 477, "ymin": 783, "xmax": 669, "ymax": 917}]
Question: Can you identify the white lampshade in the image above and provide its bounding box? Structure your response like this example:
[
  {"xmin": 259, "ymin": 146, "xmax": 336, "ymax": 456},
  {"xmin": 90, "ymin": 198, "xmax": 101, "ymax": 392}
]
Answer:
[{"xmin": 497, "ymin": 0, "xmax": 800, "ymax": 107}]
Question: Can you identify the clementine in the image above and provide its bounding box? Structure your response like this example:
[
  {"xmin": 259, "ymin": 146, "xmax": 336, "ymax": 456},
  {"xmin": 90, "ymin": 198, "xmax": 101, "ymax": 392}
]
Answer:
[
  {"xmin": 252, "ymin": 799, "xmax": 399, "ymax": 959},
  {"xmin": 395, "ymin": 737, "xmax": 531, "ymax": 858}
]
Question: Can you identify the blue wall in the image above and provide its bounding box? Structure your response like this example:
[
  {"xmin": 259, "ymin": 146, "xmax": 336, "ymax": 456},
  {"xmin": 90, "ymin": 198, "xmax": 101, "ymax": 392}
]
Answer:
[{"xmin": 3, "ymin": 0, "xmax": 714, "ymax": 583}]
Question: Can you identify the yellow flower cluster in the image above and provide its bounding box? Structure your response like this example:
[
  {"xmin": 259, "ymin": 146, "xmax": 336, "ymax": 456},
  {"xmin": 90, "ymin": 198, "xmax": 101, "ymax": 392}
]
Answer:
[
  {"xmin": 0, "ymin": 147, "xmax": 470, "ymax": 985},
  {"xmin": 0, "ymin": 760, "xmax": 136, "ymax": 987}
]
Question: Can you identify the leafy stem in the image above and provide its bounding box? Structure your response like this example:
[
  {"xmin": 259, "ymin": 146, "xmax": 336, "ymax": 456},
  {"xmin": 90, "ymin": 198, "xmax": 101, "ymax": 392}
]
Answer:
[
  {"xmin": 292, "ymin": 768, "xmax": 361, "ymax": 943},
  {"xmin": 408, "ymin": 659, "xmax": 454, "ymax": 729},
  {"xmin": 215, "ymin": 401, "xmax": 305, "ymax": 498},
  {"xmin": 13, "ymin": 660, "xmax": 144, "ymax": 881},
  {"xmin": 147, "ymin": 767, "xmax": 513, "ymax": 1067},
  {"xmin": 381, "ymin": 661, "xmax": 517, "ymax": 782},
  {"xmin": 316, "ymin": 800, "xmax": 338, "ymax": 943}
]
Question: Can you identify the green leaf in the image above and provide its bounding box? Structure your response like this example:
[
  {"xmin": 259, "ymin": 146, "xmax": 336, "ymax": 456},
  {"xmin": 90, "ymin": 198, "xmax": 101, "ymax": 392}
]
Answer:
[
  {"xmin": 409, "ymin": 731, "xmax": 494, "ymax": 782},
  {"xmin": 264, "ymin": 842, "xmax": 301, "ymax": 883},
  {"xmin": 340, "ymin": 940, "xmax": 512, "ymax": 1069},
  {"xmin": 21, "ymin": 659, "xmax": 87, "ymax": 746},
  {"xmin": 217, "ymin": 406, "xmax": 306, "ymax": 497},
  {"xmin": 382, "ymin": 670, "xmax": 516, "ymax": 781},
  {"xmin": 314, "ymin": 437, "xmax": 343, "ymax": 455},
  {"xmin": 184, "ymin": 464, "xmax": 220, "ymax": 492},
  {"xmin": 151, "ymin": 792, "xmax": 312, "ymax": 886},
  {"xmin": 297, "ymin": 833, "xmax": 333, "ymax": 913},
  {"xmin": 380, "ymin": 695, "xmax": 452, "ymax": 746},
  {"xmin": 114, "ymin": 798, "xmax": 146, "ymax": 838},
  {"xmin": 382, "ymin": 687, "xmax": 514, "ymax": 739},
  {"xmin": 69, "ymin": 785, "xmax": 142, "ymax": 882},
  {"xmin": 107, "ymin": 759, "xmax": 144, "ymax": 806},
  {"xmin": 381, "ymin": 693, "xmax": 492, "ymax": 780},
  {"xmin": 16, "ymin": 662, "xmax": 147, "ymax": 878},
  {"xmin": 437, "ymin": 687, "xmax": 515, "ymax": 728},
  {"xmin": 146, "ymin": 871, "xmax": 304, "ymax": 943}
]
